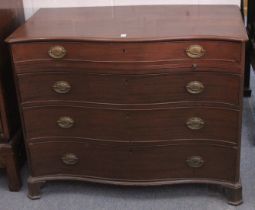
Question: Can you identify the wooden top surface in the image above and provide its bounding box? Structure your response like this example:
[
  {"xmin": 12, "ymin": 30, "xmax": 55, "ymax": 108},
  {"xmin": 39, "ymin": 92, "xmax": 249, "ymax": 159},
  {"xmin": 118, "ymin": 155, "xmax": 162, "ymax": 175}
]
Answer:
[{"xmin": 7, "ymin": 5, "xmax": 248, "ymax": 43}]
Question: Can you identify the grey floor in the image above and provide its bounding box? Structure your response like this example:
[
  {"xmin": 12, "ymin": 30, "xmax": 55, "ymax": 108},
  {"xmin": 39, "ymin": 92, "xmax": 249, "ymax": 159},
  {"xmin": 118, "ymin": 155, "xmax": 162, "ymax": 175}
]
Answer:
[{"xmin": 1, "ymin": 73, "xmax": 255, "ymax": 210}]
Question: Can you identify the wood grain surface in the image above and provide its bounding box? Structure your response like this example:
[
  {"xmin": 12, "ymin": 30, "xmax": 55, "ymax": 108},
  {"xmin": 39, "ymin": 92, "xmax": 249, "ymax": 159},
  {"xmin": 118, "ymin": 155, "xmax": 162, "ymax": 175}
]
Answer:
[{"xmin": 6, "ymin": 5, "xmax": 248, "ymax": 43}]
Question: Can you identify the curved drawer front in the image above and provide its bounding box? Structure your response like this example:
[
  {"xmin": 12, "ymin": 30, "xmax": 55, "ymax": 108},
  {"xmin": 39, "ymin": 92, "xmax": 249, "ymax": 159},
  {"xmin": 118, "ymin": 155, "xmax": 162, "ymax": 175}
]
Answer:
[
  {"xmin": 18, "ymin": 72, "xmax": 241, "ymax": 106},
  {"xmin": 12, "ymin": 41, "xmax": 241, "ymax": 64},
  {"xmin": 23, "ymin": 106, "xmax": 239, "ymax": 143},
  {"xmin": 28, "ymin": 141, "xmax": 237, "ymax": 182}
]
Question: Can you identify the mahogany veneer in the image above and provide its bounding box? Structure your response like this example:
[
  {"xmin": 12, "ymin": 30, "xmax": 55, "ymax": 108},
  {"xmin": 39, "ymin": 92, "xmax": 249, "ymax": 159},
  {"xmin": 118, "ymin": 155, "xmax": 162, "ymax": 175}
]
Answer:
[
  {"xmin": 7, "ymin": 5, "xmax": 248, "ymax": 204},
  {"xmin": 0, "ymin": 0, "xmax": 24, "ymax": 191}
]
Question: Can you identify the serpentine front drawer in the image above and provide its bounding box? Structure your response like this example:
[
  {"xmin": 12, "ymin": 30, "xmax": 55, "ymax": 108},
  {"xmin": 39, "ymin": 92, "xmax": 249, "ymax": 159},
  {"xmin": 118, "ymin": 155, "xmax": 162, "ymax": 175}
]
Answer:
[
  {"xmin": 23, "ymin": 105, "xmax": 239, "ymax": 144},
  {"xmin": 28, "ymin": 140, "xmax": 238, "ymax": 183},
  {"xmin": 11, "ymin": 41, "xmax": 242, "ymax": 63},
  {"xmin": 18, "ymin": 71, "xmax": 241, "ymax": 106}
]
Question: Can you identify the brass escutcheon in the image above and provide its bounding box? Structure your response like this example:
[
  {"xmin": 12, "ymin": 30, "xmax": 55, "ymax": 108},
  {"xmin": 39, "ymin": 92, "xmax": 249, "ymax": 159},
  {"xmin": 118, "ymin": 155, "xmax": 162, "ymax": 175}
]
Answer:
[
  {"xmin": 52, "ymin": 81, "xmax": 71, "ymax": 94},
  {"xmin": 61, "ymin": 153, "xmax": 79, "ymax": 165},
  {"xmin": 186, "ymin": 81, "xmax": 204, "ymax": 94},
  {"xmin": 48, "ymin": 45, "xmax": 67, "ymax": 59},
  {"xmin": 186, "ymin": 45, "xmax": 206, "ymax": 58},
  {"xmin": 57, "ymin": 117, "xmax": 74, "ymax": 129},
  {"xmin": 186, "ymin": 156, "xmax": 204, "ymax": 168},
  {"xmin": 186, "ymin": 117, "xmax": 205, "ymax": 130}
]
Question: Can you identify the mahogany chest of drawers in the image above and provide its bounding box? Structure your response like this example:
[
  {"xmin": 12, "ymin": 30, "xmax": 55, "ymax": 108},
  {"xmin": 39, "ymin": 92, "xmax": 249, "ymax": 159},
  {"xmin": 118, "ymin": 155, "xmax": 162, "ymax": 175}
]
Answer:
[{"xmin": 7, "ymin": 5, "xmax": 248, "ymax": 204}]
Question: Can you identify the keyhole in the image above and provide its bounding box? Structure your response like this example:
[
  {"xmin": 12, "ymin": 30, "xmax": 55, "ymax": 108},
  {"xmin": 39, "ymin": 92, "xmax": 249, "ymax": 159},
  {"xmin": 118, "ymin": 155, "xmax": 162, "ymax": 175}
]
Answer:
[
  {"xmin": 192, "ymin": 64, "xmax": 198, "ymax": 70},
  {"xmin": 123, "ymin": 49, "xmax": 126, "ymax": 53}
]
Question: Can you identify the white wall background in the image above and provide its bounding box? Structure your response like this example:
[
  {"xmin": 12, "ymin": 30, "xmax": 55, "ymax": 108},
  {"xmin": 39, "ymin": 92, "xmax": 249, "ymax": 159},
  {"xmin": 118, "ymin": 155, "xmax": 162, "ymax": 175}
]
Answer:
[{"xmin": 23, "ymin": 0, "xmax": 241, "ymax": 19}]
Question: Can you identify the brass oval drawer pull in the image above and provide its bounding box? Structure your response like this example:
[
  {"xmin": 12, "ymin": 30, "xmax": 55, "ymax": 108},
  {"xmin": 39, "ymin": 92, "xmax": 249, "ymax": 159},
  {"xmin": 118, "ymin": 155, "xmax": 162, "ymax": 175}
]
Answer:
[
  {"xmin": 186, "ymin": 81, "xmax": 204, "ymax": 94},
  {"xmin": 61, "ymin": 153, "xmax": 79, "ymax": 165},
  {"xmin": 186, "ymin": 156, "xmax": 204, "ymax": 168},
  {"xmin": 52, "ymin": 81, "xmax": 71, "ymax": 94},
  {"xmin": 57, "ymin": 117, "xmax": 74, "ymax": 129},
  {"xmin": 186, "ymin": 45, "xmax": 206, "ymax": 58},
  {"xmin": 48, "ymin": 45, "xmax": 67, "ymax": 59},
  {"xmin": 186, "ymin": 117, "xmax": 205, "ymax": 130}
]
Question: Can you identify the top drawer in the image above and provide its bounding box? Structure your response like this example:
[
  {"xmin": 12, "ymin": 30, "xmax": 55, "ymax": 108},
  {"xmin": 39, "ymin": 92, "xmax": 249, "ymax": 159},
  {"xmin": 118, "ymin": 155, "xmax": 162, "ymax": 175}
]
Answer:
[{"xmin": 11, "ymin": 41, "xmax": 242, "ymax": 65}]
